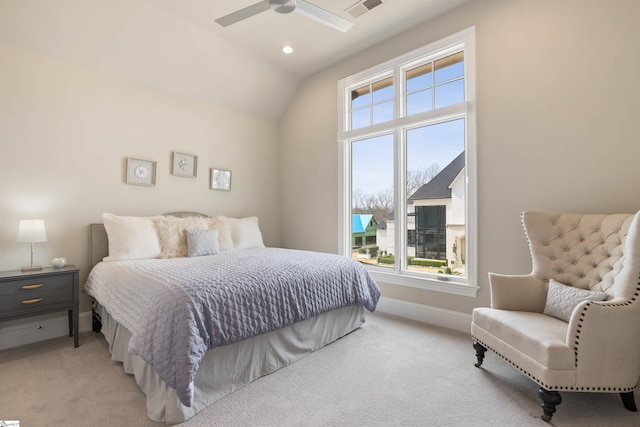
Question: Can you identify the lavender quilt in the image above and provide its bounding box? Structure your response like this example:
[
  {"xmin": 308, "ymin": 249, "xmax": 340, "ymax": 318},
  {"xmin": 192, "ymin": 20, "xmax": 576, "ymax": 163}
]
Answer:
[{"xmin": 85, "ymin": 247, "xmax": 380, "ymax": 407}]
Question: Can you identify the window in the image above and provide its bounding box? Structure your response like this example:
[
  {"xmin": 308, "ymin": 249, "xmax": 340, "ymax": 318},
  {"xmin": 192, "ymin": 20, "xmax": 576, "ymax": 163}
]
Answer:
[
  {"xmin": 407, "ymin": 229, "xmax": 416, "ymax": 247},
  {"xmin": 338, "ymin": 28, "xmax": 477, "ymax": 296},
  {"xmin": 415, "ymin": 205, "xmax": 446, "ymax": 260},
  {"xmin": 351, "ymin": 77, "xmax": 394, "ymax": 129}
]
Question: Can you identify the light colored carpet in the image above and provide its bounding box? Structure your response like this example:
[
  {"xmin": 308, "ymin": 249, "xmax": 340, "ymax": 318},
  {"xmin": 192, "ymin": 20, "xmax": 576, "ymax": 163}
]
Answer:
[{"xmin": 1, "ymin": 312, "xmax": 638, "ymax": 426}]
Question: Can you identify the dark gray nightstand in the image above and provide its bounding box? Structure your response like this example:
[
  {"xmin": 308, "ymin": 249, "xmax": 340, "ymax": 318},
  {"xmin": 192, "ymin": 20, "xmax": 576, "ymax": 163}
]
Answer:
[{"xmin": 0, "ymin": 265, "xmax": 80, "ymax": 347}]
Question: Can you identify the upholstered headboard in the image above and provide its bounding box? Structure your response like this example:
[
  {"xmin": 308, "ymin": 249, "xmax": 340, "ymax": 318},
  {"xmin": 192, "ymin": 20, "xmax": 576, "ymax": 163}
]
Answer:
[
  {"xmin": 90, "ymin": 223, "xmax": 108, "ymax": 270},
  {"xmin": 89, "ymin": 212, "xmax": 210, "ymax": 270}
]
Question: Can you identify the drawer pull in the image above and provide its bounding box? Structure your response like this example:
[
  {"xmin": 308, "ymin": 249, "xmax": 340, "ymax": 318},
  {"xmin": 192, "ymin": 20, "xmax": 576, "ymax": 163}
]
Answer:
[
  {"xmin": 22, "ymin": 284, "xmax": 44, "ymax": 290},
  {"xmin": 21, "ymin": 298, "xmax": 44, "ymax": 305}
]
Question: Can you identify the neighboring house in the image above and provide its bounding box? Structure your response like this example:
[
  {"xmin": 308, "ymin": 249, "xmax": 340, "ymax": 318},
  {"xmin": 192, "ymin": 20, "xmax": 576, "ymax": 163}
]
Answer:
[
  {"xmin": 378, "ymin": 152, "xmax": 465, "ymax": 269},
  {"xmin": 352, "ymin": 214, "xmax": 378, "ymax": 247},
  {"xmin": 375, "ymin": 214, "xmax": 393, "ymax": 257}
]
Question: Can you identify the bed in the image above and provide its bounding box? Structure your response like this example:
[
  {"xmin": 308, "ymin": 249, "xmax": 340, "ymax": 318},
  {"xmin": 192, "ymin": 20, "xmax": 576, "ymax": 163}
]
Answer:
[{"xmin": 85, "ymin": 212, "xmax": 380, "ymax": 424}]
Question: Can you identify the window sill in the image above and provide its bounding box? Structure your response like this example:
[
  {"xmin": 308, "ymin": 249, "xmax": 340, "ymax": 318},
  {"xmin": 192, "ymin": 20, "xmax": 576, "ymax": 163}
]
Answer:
[{"xmin": 367, "ymin": 268, "xmax": 479, "ymax": 298}]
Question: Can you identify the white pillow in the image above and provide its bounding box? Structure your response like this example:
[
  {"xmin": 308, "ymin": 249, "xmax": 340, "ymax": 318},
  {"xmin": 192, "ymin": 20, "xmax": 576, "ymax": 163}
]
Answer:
[
  {"xmin": 102, "ymin": 213, "xmax": 161, "ymax": 262},
  {"xmin": 186, "ymin": 229, "xmax": 220, "ymax": 257},
  {"xmin": 228, "ymin": 216, "xmax": 265, "ymax": 250},
  {"xmin": 154, "ymin": 216, "xmax": 209, "ymax": 258},
  {"xmin": 207, "ymin": 215, "xmax": 234, "ymax": 251},
  {"xmin": 543, "ymin": 279, "xmax": 608, "ymax": 322}
]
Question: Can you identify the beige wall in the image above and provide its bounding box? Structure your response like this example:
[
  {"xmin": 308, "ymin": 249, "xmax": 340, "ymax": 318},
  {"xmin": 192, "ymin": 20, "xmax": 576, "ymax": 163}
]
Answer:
[
  {"xmin": 279, "ymin": 0, "xmax": 640, "ymax": 313},
  {"xmin": 2, "ymin": 0, "xmax": 640, "ymax": 324},
  {"xmin": 0, "ymin": 41, "xmax": 281, "ymax": 312}
]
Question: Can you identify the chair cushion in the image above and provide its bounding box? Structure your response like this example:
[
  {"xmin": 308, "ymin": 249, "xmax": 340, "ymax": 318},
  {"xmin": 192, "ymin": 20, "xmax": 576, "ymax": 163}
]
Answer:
[{"xmin": 472, "ymin": 308, "xmax": 575, "ymax": 370}]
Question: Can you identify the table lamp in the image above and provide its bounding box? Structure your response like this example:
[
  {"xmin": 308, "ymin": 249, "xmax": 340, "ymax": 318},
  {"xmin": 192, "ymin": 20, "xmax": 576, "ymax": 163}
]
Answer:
[{"xmin": 17, "ymin": 219, "xmax": 47, "ymax": 272}]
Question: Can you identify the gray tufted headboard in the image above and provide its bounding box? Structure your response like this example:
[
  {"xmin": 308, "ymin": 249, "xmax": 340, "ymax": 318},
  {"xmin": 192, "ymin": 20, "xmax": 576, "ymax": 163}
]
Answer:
[{"xmin": 89, "ymin": 212, "xmax": 210, "ymax": 270}]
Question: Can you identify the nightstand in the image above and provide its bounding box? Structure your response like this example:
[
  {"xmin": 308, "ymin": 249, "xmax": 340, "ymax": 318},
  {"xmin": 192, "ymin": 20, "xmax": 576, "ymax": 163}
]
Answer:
[{"xmin": 0, "ymin": 266, "xmax": 80, "ymax": 347}]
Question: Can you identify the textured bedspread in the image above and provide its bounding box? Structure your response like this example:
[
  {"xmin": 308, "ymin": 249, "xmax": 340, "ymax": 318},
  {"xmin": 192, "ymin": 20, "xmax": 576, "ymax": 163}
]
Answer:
[{"xmin": 85, "ymin": 248, "xmax": 380, "ymax": 407}]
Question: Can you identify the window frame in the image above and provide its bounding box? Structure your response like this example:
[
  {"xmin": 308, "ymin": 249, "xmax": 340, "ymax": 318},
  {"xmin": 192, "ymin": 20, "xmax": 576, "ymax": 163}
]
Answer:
[{"xmin": 337, "ymin": 27, "xmax": 478, "ymax": 298}]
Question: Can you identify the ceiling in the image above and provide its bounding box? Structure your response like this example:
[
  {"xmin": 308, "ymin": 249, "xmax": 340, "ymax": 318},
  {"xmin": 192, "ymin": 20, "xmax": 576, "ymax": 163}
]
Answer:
[
  {"xmin": 0, "ymin": 0, "xmax": 472, "ymax": 120},
  {"xmin": 151, "ymin": 0, "xmax": 472, "ymax": 77}
]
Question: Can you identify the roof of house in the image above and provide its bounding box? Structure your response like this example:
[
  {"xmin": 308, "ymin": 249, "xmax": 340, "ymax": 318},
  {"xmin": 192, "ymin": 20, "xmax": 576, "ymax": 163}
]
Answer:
[
  {"xmin": 352, "ymin": 214, "xmax": 375, "ymax": 233},
  {"xmin": 408, "ymin": 152, "xmax": 465, "ymax": 200}
]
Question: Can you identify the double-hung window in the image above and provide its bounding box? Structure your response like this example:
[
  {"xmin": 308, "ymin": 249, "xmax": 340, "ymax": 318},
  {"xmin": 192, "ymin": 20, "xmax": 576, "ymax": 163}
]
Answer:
[{"xmin": 338, "ymin": 27, "xmax": 477, "ymax": 297}]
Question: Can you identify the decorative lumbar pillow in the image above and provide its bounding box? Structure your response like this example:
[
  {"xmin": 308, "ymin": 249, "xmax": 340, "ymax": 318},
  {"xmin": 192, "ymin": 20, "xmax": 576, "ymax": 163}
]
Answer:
[
  {"xmin": 543, "ymin": 278, "xmax": 608, "ymax": 322},
  {"xmin": 228, "ymin": 216, "xmax": 265, "ymax": 250},
  {"xmin": 102, "ymin": 213, "xmax": 161, "ymax": 262},
  {"xmin": 186, "ymin": 229, "xmax": 220, "ymax": 257},
  {"xmin": 207, "ymin": 215, "xmax": 234, "ymax": 251},
  {"xmin": 154, "ymin": 216, "xmax": 209, "ymax": 258}
]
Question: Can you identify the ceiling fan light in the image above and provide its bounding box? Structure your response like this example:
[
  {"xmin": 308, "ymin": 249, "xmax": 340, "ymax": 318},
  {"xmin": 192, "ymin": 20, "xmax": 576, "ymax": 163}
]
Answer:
[{"xmin": 270, "ymin": 0, "xmax": 296, "ymax": 14}]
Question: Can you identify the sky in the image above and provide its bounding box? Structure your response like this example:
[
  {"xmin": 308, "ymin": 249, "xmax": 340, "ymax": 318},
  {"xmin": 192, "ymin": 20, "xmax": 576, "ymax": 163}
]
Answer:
[{"xmin": 352, "ymin": 118, "xmax": 464, "ymax": 196}]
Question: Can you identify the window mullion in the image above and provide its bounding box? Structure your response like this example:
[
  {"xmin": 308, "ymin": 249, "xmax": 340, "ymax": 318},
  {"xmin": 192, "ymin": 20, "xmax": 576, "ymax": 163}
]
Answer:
[
  {"xmin": 394, "ymin": 127, "xmax": 406, "ymax": 273},
  {"xmin": 394, "ymin": 66, "xmax": 404, "ymax": 120},
  {"xmin": 431, "ymin": 61, "xmax": 435, "ymax": 110},
  {"xmin": 338, "ymin": 102, "xmax": 467, "ymax": 141},
  {"xmin": 369, "ymin": 83, "xmax": 374, "ymax": 126},
  {"xmin": 393, "ymin": 65, "xmax": 405, "ymax": 273},
  {"xmin": 337, "ymin": 140, "xmax": 351, "ymax": 257}
]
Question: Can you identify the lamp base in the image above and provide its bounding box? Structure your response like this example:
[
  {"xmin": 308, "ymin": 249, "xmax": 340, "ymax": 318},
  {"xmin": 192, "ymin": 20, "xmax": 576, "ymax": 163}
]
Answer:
[{"xmin": 21, "ymin": 265, "xmax": 43, "ymax": 272}]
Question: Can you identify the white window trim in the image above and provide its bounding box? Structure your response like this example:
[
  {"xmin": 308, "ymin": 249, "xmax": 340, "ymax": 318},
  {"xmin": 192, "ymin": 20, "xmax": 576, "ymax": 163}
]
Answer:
[{"xmin": 338, "ymin": 27, "xmax": 478, "ymax": 298}]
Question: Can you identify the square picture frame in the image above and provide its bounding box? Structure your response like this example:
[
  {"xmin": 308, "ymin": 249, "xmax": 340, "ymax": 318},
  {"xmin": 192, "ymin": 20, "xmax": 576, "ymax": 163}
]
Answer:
[
  {"xmin": 172, "ymin": 152, "xmax": 198, "ymax": 178},
  {"xmin": 210, "ymin": 168, "xmax": 232, "ymax": 191},
  {"xmin": 126, "ymin": 157, "xmax": 156, "ymax": 186}
]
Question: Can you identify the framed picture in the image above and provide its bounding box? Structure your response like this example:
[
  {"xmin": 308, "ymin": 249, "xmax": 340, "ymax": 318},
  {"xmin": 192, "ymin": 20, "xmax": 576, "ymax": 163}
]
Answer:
[
  {"xmin": 172, "ymin": 152, "xmax": 198, "ymax": 178},
  {"xmin": 126, "ymin": 157, "xmax": 156, "ymax": 186},
  {"xmin": 210, "ymin": 168, "xmax": 232, "ymax": 191}
]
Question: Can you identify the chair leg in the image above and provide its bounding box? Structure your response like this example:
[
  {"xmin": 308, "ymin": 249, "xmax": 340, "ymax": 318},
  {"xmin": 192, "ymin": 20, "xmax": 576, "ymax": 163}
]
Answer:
[
  {"xmin": 538, "ymin": 388, "xmax": 562, "ymax": 422},
  {"xmin": 473, "ymin": 341, "xmax": 486, "ymax": 368},
  {"xmin": 621, "ymin": 391, "xmax": 637, "ymax": 412}
]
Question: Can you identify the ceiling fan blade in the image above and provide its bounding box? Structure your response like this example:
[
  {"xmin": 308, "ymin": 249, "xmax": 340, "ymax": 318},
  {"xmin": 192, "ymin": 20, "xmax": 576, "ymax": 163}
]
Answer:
[
  {"xmin": 215, "ymin": 1, "xmax": 271, "ymax": 27},
  {"xmin": 295, "ymin": 0, "xmax": 354, "ymax": 32}
]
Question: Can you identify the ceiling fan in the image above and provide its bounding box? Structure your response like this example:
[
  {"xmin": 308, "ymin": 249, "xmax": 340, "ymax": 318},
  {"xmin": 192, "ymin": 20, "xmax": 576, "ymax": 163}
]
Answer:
[{"xmin": 215, "ymin": 0, "xmax": 354, "ymax": 32}]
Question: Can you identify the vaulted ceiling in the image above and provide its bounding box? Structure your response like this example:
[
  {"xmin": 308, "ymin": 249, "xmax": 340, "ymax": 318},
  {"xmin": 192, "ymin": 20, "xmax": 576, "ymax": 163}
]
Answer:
[{"xmin": 0, "ymin": 0, "xmax": 472, "ymax": 120}]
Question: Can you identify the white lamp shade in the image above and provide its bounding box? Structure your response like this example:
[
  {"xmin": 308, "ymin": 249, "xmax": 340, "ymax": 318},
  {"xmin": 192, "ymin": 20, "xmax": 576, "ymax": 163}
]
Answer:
[{"xmin": 17, "ymin": 219, "xmax": 47, "ymax": 243}]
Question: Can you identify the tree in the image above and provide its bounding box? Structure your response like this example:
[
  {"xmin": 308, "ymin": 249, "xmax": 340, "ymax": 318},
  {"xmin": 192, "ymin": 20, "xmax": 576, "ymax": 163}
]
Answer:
[
  {"xmin": 407, "ymin": 164, "xmax": 441, "ymax": 197},
  {"xmin": 353, "ymin": 188, "xmax": 393, "ymax": 223},
  {"xmin": 352, "ymin": 164, "xmax": 441, "ymax": 223}
]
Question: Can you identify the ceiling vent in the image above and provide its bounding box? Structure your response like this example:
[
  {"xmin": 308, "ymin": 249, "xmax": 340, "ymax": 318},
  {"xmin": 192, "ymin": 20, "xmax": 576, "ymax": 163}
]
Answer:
[{"xmin": 346, "ymin": 0, "xmax": 383, "ymax": 19}]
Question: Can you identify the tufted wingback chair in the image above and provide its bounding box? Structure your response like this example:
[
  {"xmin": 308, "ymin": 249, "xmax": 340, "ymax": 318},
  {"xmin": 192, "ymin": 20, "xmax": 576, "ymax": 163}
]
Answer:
[{"xmin": 471, "ymin": 211, "xmax": 640, "ymax": 421}]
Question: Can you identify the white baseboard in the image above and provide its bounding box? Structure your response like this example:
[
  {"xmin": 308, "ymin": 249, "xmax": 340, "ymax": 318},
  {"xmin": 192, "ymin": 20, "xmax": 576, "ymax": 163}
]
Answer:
[
  {"xmin": 0, "ymin": 311, "xmax": 93, "ymax": 351},
  {"xmin": 375, "ymin": 296, "xmax": 471, "ymax": 334}
]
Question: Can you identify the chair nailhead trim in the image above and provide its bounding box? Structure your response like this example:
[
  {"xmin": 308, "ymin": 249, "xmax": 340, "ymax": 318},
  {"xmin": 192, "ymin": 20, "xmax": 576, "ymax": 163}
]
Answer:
[
  {"xmin": 472, "ymin": 336, "xmax": 637, "ymax": 393},
  {"xmin": 572, "ymin": 275, "xmax": 640, "ymax": 367}
]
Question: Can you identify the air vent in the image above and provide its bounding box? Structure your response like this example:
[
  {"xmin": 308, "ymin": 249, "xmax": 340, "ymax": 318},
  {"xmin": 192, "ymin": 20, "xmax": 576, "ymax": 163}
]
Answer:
[{"xmin": 346, "ymin": 0, "xmax": 383, "ymax": 19}]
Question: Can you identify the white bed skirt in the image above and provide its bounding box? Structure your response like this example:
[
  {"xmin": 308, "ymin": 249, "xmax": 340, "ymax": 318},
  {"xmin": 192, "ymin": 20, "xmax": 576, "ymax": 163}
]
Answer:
[{"xmin": 96, "ymin": 304, "xmax": 365, "ymax": 424}]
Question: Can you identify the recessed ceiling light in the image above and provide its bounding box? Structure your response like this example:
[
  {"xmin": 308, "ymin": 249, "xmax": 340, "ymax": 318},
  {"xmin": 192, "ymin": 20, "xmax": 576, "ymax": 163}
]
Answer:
[{"xmin": 282, "ymin": 46, "xmax": 294, "ymax": 54}]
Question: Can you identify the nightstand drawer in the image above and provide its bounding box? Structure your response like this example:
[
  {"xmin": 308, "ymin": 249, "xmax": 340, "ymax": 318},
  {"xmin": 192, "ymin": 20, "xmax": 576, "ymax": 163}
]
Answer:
[
  {"xmin": 0, "ymin": 274, "xmax": 73, "ymax": 315},
  {"xmin": 0, "ymin": 266, "xmax": 80, "ymax": 347}
]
